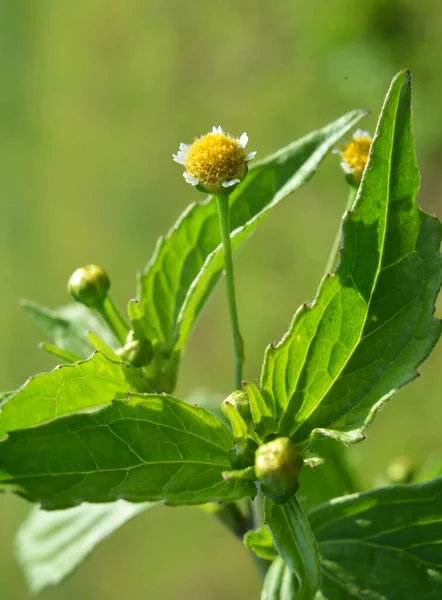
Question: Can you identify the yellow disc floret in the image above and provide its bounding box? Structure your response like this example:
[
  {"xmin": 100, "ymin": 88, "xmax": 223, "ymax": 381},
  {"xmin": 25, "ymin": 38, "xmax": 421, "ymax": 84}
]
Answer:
[
  {"xmin": 340, "ymin": 131, "xmax": 372, "ymax": 177},
  {"xmin": 186, "ymin": 132, "xmax": 247, "ymax": 191},
  {"xmin": 173, "ymin": 126, "xmax": 256, "ymax": 194}
]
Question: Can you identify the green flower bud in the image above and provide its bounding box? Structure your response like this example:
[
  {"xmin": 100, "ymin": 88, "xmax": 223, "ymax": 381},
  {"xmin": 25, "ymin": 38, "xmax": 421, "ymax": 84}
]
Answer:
[
  {"xmin": 386, "ymin": 456, "xmax": 416, "ymax": 485},
  {"xmin": 68, "ymin": 265, "xmax": 110, "ymax": 308},
  {"xmin": 119, "ymin": 331, "xmax": 154, "ymax": 368},
  {"xmin": 229, "ymin": 437, "xmax": 258, "ymax": 470},
  {"xmin": 255, "ymin": 437, "xmax": 303, "ymax": 504}
]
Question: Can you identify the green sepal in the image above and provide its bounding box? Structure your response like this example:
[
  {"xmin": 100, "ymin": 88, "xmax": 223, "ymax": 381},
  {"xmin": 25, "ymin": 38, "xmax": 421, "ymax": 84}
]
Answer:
[
  {"xmin": 38, "ymin": 342, "xmax": 82, "ymax": 364},
  {"xmin": 222, "ymin": 466, "xmax": 256, "ymax": 481},
  {"xmin": 222, "ymin": 392, "xmax": 249, "ymax": 439},
  {"xmin": 243, "ymin": 380, "xmax": 277, "ymax": 439},
  {"xmin": 87, "ymin": 330, "xmax": 120, "ymax": 361}
]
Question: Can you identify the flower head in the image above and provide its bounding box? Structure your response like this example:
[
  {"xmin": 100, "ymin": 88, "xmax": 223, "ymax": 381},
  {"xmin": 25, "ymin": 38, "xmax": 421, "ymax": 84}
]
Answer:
[
  {"xmin": 68, "ymin": 264, "xmax": 110, "ymax": 308},
  {"xmin": 339, "ymin": 129, "xmax": 372, "ymax": 180},
  {"xmin": 173, "ymin": 126, "xmax": 256, "ymax": 194}
]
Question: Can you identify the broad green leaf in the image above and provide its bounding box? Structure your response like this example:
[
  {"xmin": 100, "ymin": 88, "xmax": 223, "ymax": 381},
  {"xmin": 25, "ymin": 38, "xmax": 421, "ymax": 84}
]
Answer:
[
  {"xmin": 15, "ymin": 387, "xmax": 224, "ymax": 593},
  {"xmin": 138, "ymin": 110, "xmax": 367, "ymax": 390},
  {"xmin": 265, "ymin": 497, "xmax": 321, "ymax": 599},
  {"xmin": 244, "ymin": 525, "xmax": 278, "ymax": 561},
  {"xmin": 15, "ymin": 500, "xmax": 158, "ymax": 594},
  {"xmin": 0, "ymin": 352, "xmax": 150, "ymax": 438},
  {"xmin": 261, "ymin": 70, "xmax": 442, "ymax": 446},
  {"xmin": 309, "ymin": 477, "xmax": 442, "ymax": 599},
  {"xmin": 0, "ymin": 394, "xmax": 255, "ymax": 508},
  {"xmin": 21, "ymin": 300, "xmax": 118, "ymax": 357}
]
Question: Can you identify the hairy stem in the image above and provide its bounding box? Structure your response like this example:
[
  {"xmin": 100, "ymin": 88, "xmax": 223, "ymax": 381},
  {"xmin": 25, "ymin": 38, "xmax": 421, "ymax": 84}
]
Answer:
[{"xmin": 215, "ymin": 194, "xmax": 245, "ymax": 390}]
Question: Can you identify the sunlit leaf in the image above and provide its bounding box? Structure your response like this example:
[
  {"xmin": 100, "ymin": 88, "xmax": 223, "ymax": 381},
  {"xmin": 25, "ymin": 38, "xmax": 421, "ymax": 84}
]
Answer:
[
  {"xmin": 0, "ymin": 352, "xmax": 150, "ymax": 438},
  {"xmin": 0, "ymin": 394, "xmax": 255, "ymax": 508},
  {"xmin": 260, "ymin": 70, "xmax": 442, "ymax": 446}
]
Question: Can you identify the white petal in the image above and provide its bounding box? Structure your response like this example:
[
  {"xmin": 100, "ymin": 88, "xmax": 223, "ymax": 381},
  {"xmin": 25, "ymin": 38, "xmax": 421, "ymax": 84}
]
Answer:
[
  {"xmin": 238, "ymin": 132, "xmax": 248, "ymax": 148},
  {"xmin": 246, "ymin": 151, "xmax": 257, "ymax": 161},
  {"xmin": 172, "ymin": 151, "xmax": 187, "ymax": 165},
  {"xmin": 183, "ymin": 172, "xmax": 199, "ymax": 186},
  {"xmin": 212, "ymin": 126, "xmax": 224, "ymax": 135},
  {"xmin": 340, "ymin": 161, "xmax": 354, "ymax": 174},
  {"xmin": 353, "ymin": 129, "xmax": 371, "ymax": 139},
  {"xmin": 331, "ymin": 147, "xmax": 340, "ymax": 155},
  {"xmin": 179, "ymin": 143, "xmax": 189, "ymax": 151},
  {"xmin": 222, "ymin": 178, "xmax": 240, "ymax": 188}
]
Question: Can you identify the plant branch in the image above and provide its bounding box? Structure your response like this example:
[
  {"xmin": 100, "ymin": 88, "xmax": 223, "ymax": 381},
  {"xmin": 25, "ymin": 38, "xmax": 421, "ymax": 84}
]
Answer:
[{"xmin": 215, "ymin": 194, "xmax": 245, "ymax": 390}]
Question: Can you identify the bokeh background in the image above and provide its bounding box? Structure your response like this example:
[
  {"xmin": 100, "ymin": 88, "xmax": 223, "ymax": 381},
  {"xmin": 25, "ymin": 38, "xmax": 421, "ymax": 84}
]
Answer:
[{"xmin": 1, "ymin": 0, "xmax": 442, "ymax": 598}]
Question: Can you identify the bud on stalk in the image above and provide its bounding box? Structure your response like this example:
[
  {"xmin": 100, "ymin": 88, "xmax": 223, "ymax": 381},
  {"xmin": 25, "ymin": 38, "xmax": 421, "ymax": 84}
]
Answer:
[{"xmin": 255, "ymin": 437, "xmax": 303, "ymax": 504}]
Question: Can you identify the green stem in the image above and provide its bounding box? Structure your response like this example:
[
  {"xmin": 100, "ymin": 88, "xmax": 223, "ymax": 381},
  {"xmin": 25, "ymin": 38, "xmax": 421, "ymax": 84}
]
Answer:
[
  {"xmin": 96, "ymin": 296, "xmax": 129, "ymax": 345},
  {"xmin": 210, "ymin": 500, "xmax": 269, "ymax": 582},
  {"xmin": 215, "ymin": 194, "xmax": 245, "ymax": 390},
  {"xmin": 211, "ymin": 502, "xmax": 250, "ymax": 539},
  {"xmin": 324, "ymin": 185, "xmax": 358, "ymax": 277}
]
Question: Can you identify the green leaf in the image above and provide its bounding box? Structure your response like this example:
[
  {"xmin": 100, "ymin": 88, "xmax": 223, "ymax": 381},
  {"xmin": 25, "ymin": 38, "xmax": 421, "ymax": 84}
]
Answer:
[
  {"xmin": 138, "ymin": 110, "xmax": 367, "ymax": 389},
  {"xmin": 15, "ymin": 500, "xmax": 158, "ymax": 594},
  {"xmin": 299, "ymin": 439, "xmax": 358, "ymax": 509},
  {"xmin": 309, "ymin": 477, "xmax": 442, "ymax": 599},
  {"xmin": 0, "ymin": 352, "xmax": 150, "ymax": 438},
  {"xmin": 0, "ymin": 394, "xmax": 255, "ymax": 508},
  {"xmin": 21, "ymin": 300, "xmax": 118, "ymax": 357},
  {"xmin": 261, "ymin": 70, "xmax": 442, "ymax": 446},
  {"xmin": 0, "ymin": 391, "xmax": 12, "ymax": 406},
  {"xmin": 244, "ymin": 525, "xmax": 278, "ymax": 561},
  {"xmin": 15, "ymin": 387, "xmax": 224, "ymax": 593},
  {"xmin": 265, "ymin": 496, "xmax": 321, "ymax": 599}
]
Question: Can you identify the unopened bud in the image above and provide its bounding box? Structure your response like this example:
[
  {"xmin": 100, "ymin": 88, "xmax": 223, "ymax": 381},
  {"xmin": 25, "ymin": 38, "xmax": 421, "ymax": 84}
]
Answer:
[
  {"xmin": 229, "ymin": 437, "xmax": 258, "ymax": 470},
  {"xmin": 68, "ymin": 265, "xmax": 110, "ymax": 308},
  {"xmin": 255, "ymin": 437, "xmax": 303, "ymax": 504},
  {"xmin": 386, "ymin": 456, "xmax": 416, "ymax": 485},
  {"xmin": 119, "ymin": 331, "xmax": 154, "ymax": 368}
]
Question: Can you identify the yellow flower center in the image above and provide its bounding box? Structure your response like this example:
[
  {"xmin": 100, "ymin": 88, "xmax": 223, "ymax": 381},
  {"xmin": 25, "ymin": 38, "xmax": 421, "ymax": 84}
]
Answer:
[
  {"xmin": 340, "ymin": 136, "xmax": 372, "ymax": 174},
  {"xmin": 185, "ymin": 132, "xmax": 247, "ymax": 187}
]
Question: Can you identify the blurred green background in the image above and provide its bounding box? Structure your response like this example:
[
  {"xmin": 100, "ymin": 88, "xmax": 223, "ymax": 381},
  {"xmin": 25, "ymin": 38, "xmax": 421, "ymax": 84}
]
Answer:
[{"xmin": 1, "ymin": 0, "xmax": 441, "ymax": 598}]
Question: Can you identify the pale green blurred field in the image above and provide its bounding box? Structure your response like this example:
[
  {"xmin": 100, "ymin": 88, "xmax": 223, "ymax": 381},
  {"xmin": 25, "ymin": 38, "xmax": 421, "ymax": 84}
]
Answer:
[{"xmin": 1, "ymin": 1, "xmax": 442, "ymax": 598}]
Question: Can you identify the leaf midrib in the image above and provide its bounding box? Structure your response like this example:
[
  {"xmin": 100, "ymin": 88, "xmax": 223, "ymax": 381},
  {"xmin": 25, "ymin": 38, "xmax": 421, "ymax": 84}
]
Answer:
[{"xmin": 1, "ymin": 459, "xmax": 229, "ymax": 482}]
